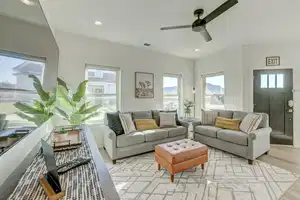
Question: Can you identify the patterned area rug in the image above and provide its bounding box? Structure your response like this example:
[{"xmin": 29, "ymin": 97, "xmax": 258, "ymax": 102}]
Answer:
[{"xmin": 109, "ymin": 148, "xmax": 299, "ymax": 200}]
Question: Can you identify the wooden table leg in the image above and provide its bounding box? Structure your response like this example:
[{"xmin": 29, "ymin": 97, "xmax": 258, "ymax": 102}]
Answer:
[
  {"xmin": 157, "ymin": 163, "xmax": 161, "ymax": 170},
  {"xmin": 170, "ymin": 174, "xmax": 174, "ymax": 183},
  {"xmin": 201, "ymin": 164, "xmax": 204, "ymax": 169}
]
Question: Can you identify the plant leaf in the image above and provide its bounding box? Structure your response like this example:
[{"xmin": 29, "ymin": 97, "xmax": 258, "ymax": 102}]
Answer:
[
  {"xmin": 79, "ymin": 104, "xmax": 101, "ymax": 114},
  {"xmin": 57, "ymin": 85, "xmax": 75, "ymax": 107},
  {"xmin": 34, "ymin": 100, "xmax": 45, "ymax": 112},
  {"xmin": 81, "ymin": 112, "xmax": 100, "ymax": 122},
  {"xmin": 55, "ymin": 107, "xmax": 69, "ymax": 120},
  {"xmin": 72, "ymin": 80, "xmax": 88, "ymax": 102},
  {"xmin": 29, "ymin": 74, "xmax": 50, "ymax": 101},
  {"xmin": 78, "ymin": 102, "xmax": 90, "ymax": 113},
  {"xmin": 46, "ymin": 88, "xmax": 56, "ymax": 107},
  {"xmin": 57, "ymin": 77, "xmax": 69, "ymax": 91},
  {"xmin": 14, "ymin": 102, "xmax": 44, "ymax": 114}
]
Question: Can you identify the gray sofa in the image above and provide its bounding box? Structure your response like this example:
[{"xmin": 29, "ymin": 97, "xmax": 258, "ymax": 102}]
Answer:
[
  {"xmin": 193, "ymin": 110, "xmax": 272, "ymax": 164},
  {"xmin": 103, "ymin": 110, "xmax": 189, "ymax": 164}
]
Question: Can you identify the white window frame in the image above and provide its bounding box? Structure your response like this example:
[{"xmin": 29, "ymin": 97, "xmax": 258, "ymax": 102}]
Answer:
[
  {"xmin": 202, "ymin": 72, "xmax": 225, "ymax": 110},
  {"xmin": 0, "ymin": 50, "xmax": 46, "ymax": 128},
  {"xmin": 85, "ymin": 64, "xmax": 121, "ymax": 124},
  {"xmin": 163, "ymin": 74, "xmax": 182, "ymax": 114}
]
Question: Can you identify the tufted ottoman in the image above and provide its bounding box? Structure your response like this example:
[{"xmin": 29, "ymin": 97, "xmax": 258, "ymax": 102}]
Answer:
[{"xmin": 155, "ymin": 139, "xmax": 208, "ymax": 182}]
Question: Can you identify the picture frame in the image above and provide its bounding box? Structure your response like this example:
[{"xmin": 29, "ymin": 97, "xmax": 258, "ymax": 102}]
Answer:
[
  {"xmin": 135, "ymin": 72, "xmax": 154, "ymax": 98},
  {"xmin": 266, "ymin": 56, "xmax": 280, "ymax": 66}
]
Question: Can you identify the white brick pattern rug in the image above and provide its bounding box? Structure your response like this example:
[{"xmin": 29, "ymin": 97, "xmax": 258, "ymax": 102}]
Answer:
[{"xmin": 109, "ymin": 148, "xmax": 299, "ymax": 200}]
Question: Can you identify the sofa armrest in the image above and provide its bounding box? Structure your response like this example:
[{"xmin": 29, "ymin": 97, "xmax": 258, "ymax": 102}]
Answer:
[
  {"xmin": 178, "ymin": 120, "xmax": 189, "ymax": 128},
  {"xmin": 248, "ymin": 127, "xmax": 272, "ymax": 160},
  {"xmin": 192, "ymin": 121, "xmax": 202, "ymax": 127},
  {"xmin": 103, "ymin": 126, "xmax": 117, "ymax": 160}
]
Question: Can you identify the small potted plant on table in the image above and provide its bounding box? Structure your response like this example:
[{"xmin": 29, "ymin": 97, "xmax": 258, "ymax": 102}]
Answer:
[
  {"xmin": 58, "ymin": 127, "xmax": 69, "ymax": 141},
  {"xmin": 183, "ymin": 100, "xmax": 195, "ymax": 119}
]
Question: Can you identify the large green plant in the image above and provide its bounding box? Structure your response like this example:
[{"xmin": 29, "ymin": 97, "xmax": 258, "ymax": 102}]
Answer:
[
  {"xmin": 55, "ymin": 78, "xmax": 101, "ymax": 124},
  {"xmin": 14, "ymin": 74, "xmax": 56, "ymax": 126}
]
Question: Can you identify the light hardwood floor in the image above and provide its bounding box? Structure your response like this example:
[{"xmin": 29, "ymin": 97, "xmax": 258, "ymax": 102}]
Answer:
[
  {"xmin": 258, "ymin": 145, "xmax": 300, "ymax": 200},
  {"xmin": 100, "ymin": 145, "xmax": 300, "ymax": 200}
]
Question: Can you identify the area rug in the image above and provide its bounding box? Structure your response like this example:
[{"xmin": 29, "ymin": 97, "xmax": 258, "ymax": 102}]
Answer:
[{"xmin": 109, "ymin": 148, "xmax": 299, "ymax": 200}]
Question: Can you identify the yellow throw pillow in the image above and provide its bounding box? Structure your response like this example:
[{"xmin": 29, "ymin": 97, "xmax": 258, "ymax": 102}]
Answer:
[
  {"xmin": 215, "ymin": 117, "xmax": 241, "ymax": 131},
  {"xmin": 135, "ymin": 119, "xmax": 159, "ymax": 131}
]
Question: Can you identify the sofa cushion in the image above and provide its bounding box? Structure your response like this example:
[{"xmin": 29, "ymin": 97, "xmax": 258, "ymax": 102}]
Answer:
[
  {"xmin": 143, "ymin": 129, "xmax": 168, "ymax": 142},
  {"xmin": 160, "ymin": 110, "xmax": 181, "ymax": 125},
  {"xmin": 194, "ymin": 125, "xmax": 221, "ymax": 138},
  {"xmin": 152, "ymin": 110, "xmax": 160, "ymax": 126},
  {"xmin": 135, "ymin": 119, "xmax": 159, "ymax": 131},
  {"xmin": 119, "ymin": 113, "xmax": 136, "ymax": 134},
  {"xmin": 106, "ymin": 112, "xmax": 124, "ymax": 136},
  {"xmin": 217, "ymin": 129, "xmax": 248, "ymax": 146},
  {"xmin": 160, "ymin": 112, "xmax": 177, "ymax": 128},
  {"xmin": 117, "ymin": 132, "xmax": 145, "ymax": 147},
  {"xmin": 240, "ymin": 113, "xmax": 262, "ymax": 133},
  {"xmin": 232, "ymin": 111, "xmax": 248, "ymax": 120},
  {"xmin": 215, "ymin": 117, "xmax": 241, "ymax": 131},
  {"xmin": 132, "ymin": 111, "xmax": 153, "ymax": 120},
  {"xmin": 201, "ymin": 110, "xmax": 218, "ymax": 125},
  {"xmin": 217, "ymin": 110, "xmax": 233, "ymax": 118},
  {"xmin": 166, "ymin": 126, "xmax": 187, "ymax": 137}
]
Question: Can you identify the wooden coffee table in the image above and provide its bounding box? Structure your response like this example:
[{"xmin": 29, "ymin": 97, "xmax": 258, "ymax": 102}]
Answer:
[{"xmin": 155, "ymin": 139, "xmax": 208, "ymax": 183}]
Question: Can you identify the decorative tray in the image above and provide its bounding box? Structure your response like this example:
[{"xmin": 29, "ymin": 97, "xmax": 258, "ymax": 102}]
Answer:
[{"xmin": 52, "ymin": 125, "xmax": 82, "ymax": 152}]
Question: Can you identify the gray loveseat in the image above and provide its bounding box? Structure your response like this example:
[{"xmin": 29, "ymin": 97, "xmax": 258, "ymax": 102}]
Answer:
[
  {"xmin": 193, "ymin": 110, "xmax": 272, "ymax": 164},
  {"xmin": 103, "ymin": 110, "xmax": 189, "ymax": 164}
]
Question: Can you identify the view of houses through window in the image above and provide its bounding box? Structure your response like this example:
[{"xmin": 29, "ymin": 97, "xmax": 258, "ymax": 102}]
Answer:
[
  {"xmin": 0, "ymin": 52, "xmax": 45, "ymax": 127},
  {"xmin": 85, "ymin": 65, "xmax": 119, "ymax": 123},
  {"xmin": 163, "ymin": 75, "xmax": 181, "ymax": 112},
  {"xmin": 203, "ymin": 73, "xmax": 225, "ymax": 110}
]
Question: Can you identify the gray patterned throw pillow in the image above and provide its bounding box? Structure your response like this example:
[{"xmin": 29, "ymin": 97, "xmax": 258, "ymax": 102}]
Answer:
[{"xmin": 201, "ymin": 110, "xmax": 218, "ymax": 125}]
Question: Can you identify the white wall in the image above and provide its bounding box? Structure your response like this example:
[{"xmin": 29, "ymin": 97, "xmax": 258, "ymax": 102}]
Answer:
[
  {"xmin": 195, "ymin": 43, "xmax": 300, "ymax": 147},
  {"xmin": 0, "ymin": 15, "xmax": 59, "ymax": 89},
  {"xmin": 55, "ymin": 31, "xmax": 194, "ymax": 147},
  {"xmin": 194, "ymin": 46, "xmax": 243, "ymax": 118}
]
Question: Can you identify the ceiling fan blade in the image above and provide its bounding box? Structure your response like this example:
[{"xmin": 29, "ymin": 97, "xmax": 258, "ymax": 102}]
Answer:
[
  {"xmin": 203, "ymin": 0, "xmax": 238, "ymax": 24},
  {"xmin": 160, "ymin": 25, "xmax": 192, "ymax": 31},
  {"xmin": 199, "ymin": 26, "xmax": 212, "ymax": 42}
]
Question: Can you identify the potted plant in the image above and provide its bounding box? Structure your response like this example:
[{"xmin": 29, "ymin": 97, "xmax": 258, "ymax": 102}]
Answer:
[
  {"xmin": 55, "ymin": 78, "xmax": 102, "ymax": 124},
  {"xmin": 58, "ymin": 127, "xmax": 69, "ymax": 141},
  {"xmin": 183, "ymin": 100, "xmax": 195, "ymax": 119}
]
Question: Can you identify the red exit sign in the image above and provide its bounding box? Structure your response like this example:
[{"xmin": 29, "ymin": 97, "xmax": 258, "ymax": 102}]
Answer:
[{"xmin": 266, "ymin": 56, "xmax": 280, "ymax": 66}]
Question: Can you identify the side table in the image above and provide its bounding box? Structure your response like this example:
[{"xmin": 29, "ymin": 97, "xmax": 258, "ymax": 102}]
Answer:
[{"xmin": 180, "ymin": 117, "xmax": 200, "ymax": 140}]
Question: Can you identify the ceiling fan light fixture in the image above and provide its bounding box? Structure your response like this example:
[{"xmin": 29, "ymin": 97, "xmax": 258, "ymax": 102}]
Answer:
[
  {"xmin": 20, "ymin": 0, "xmax": 36, "ymax": 6},
  {"xmin": 94, "ymin": 21, "xmax": 102, "ymax": 26}
]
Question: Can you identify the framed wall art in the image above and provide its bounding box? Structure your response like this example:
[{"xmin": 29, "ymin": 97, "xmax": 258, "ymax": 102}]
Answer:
[{"xmin": 135, "ymin": 72, "xmax": 154, "ymax": 98}]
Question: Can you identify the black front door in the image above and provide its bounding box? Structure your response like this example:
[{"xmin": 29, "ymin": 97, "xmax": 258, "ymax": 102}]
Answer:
[{"xmin": 253, "ymin": 69, "xmax": 293, "ymax": 145}]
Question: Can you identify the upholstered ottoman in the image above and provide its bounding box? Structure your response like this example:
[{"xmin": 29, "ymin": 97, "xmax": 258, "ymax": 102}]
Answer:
[{"xmin": 155, "ymin": 139, "xmax": 208, "ymax": 182}]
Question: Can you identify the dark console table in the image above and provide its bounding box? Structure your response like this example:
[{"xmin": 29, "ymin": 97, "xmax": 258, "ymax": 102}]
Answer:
[{"xmin": 8, "ymin": 125, "xmax": 119, "ymax": 200}]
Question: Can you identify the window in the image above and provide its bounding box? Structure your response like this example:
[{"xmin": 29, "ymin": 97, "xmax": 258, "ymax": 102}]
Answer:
[
  {"xmin": 0, "ymin": 51, "xmax": 45, "ymax": 127},
  {"xmin": 203, "ymin": 73, "xmax": 225, "ymax": 110},
  {"xmin": 85, "ymin": 65, "xmax": 119, "ymax": 124},
  {"xmin": 163, "ymin": 75, "xmax": 181, "ymax": 111},
  {"xmin": 260, "ymin": 73, "xmax": 284, "ymax": 88}
]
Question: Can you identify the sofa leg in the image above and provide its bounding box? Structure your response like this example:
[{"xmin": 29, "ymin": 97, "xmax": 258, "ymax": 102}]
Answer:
[
  {"xmin": 264, "ymin": 151, "xmax": 269, "ymax": 155},
  {"xmin": 112, "ymin": 160, "xmax": 116, "ymax": 164},
  {"xmin": 248, "ymin": 159, "xmax": 254, "ymax": 165}
]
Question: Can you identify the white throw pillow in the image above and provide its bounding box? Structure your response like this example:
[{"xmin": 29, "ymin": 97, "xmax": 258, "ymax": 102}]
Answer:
[
  {"xmin": 119, "ymin": 113, "xmax": 136, "ymax": 135},
  {"xmin": 201, "ymin": 109, "xmax": 218, "ymax": 125},
  {"xmin": 160, "ymin": 112, "xmax": 177, "ymax": 128},
  {"xmin": 240, "ymin": 113, "xmax": 262, "ymax": 133}
]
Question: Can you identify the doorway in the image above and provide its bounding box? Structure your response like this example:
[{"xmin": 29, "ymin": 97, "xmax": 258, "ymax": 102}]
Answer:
[{"xmin": 253, "ymin": 69, "xmax": 293, "ymax": 145}]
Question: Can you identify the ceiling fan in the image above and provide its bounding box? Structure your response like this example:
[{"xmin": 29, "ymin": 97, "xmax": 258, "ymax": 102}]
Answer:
[{"xmin": 160, "ymin": 0, "xmax": 238, "ymax": 42}]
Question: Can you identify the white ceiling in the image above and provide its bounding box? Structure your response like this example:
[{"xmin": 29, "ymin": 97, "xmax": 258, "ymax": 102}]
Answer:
[
  {"xmin": 40, "ymin": 0, "xmax": 300, "ymax": 59},
  {"xmin": 0, "ymin": 0, "xmax": 48, "ymax": 26}
]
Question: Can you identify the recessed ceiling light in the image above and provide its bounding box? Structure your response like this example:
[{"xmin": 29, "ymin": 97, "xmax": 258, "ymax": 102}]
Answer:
[
  {"xmin": 95, "ymin": 21, "xmax": 102, "ymax": 26},
  {"xmin": 20, "ymin": 0, "xmax": 36, "ymax": 6},
  {"xmin": 194, "ymin": 49, "xmax": 200, "ymax": 52}
]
